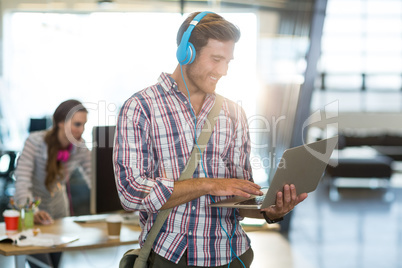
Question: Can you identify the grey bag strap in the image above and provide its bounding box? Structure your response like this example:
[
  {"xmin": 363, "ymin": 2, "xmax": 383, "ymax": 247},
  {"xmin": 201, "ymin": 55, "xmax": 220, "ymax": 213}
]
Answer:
[{"xmin": 133, "ymin": 94, "xmax": 224, "ymax": 268}]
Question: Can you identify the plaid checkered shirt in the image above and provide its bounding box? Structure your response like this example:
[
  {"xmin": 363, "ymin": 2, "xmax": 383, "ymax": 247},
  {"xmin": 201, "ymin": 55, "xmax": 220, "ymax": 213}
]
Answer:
[{"xmin": 113, "ymin": 72, "xmax": 253, "ymax": 266}]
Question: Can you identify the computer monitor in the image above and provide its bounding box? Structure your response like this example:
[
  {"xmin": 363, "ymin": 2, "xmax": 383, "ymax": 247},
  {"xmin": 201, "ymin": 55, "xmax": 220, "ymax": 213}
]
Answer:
[
  {"xmin": 29, "ymin": 117, "xmax": 52, "ymax": 132},
  {"xmin": 90, "ymin": 125, "xmax": 123, "ymax": 214}
]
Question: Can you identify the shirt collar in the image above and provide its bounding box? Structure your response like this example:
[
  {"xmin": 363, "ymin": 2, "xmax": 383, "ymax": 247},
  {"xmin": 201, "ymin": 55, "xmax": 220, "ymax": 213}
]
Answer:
[{"xmin": 158, "ymin": 72, "xmax": 177, "ymax": 93}]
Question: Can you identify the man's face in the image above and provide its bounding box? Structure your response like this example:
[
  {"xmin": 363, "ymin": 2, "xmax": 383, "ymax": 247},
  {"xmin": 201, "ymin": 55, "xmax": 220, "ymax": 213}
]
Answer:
[{"xmin": 186, "ymin": 39, "xmax": 235, "ymax": 94}]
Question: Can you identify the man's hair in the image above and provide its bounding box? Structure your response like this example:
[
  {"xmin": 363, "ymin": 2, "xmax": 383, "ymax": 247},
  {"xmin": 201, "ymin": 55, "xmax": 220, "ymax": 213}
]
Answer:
[{"xmin": 176, "ymin": 12, "xmax": 241, "ymax": 54}]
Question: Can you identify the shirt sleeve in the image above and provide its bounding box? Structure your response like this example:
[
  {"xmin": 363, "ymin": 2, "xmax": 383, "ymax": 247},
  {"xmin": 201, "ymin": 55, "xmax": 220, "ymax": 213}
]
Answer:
[
  {"xmin": 225, "ymin": 102, "xmax": 253, "ymax": 182},
  {"xmin": 224, "ymin": 103, "xmax": 253, "ymax": 221},
  {"xmin": 14, "ymin": 134, "xmax": 37, "ymax": 206},
  {"xmin": 113, "ymin": 97, "xmax": 174, "ymax": 213}
]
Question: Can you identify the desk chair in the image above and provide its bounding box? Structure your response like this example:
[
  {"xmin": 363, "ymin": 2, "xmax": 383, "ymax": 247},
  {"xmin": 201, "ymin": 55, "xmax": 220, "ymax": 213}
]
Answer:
[{"xmin": 0, "ymin": 151, "xmax": 18, "ymax": 221}]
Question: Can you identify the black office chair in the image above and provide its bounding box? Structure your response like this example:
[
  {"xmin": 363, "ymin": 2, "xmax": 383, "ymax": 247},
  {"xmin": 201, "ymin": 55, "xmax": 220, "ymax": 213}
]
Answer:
[
  {"xmin": 1, "ymin": 151, "xmax": 18, "ymax": 196},
  {"xmin": 0, "ymin": 151, "xmax": 18, "ymax": 221}
]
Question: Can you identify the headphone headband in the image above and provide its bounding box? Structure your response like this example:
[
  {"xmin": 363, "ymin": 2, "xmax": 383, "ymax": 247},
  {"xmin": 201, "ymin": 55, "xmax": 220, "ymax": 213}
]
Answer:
[{"xmin": 176, "ymin": 11, "xmax": 213, "ymax": 65}]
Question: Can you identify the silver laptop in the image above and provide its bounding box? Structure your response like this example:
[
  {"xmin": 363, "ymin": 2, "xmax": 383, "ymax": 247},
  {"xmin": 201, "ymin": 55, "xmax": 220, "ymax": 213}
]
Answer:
[{"xmin": 209, "ymin": 136, "xmax": 338, "ymax": 209}]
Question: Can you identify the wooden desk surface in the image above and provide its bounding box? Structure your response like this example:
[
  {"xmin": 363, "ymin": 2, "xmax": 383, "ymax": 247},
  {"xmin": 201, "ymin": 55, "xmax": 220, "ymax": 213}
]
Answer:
[{"xmin": 0, "ymin": 217, "xmax": 141, "ymax": 256}]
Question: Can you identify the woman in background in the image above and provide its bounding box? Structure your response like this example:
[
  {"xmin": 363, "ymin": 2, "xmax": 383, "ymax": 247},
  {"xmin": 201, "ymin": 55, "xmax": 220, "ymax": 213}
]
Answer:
[{"xmin": 14, "ymin": 99, "xmax": 91, "ymax": 268}]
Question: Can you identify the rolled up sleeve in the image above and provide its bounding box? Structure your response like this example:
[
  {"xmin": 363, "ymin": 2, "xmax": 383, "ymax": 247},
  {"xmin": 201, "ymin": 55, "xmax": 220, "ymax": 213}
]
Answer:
[{"xmin": 113, "ymin": 98, "xmax": 174, "ymax": 213}]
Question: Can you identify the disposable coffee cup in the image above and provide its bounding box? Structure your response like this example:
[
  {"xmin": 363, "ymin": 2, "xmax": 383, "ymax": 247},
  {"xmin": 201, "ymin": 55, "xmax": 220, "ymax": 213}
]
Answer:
[
  {"xmin": 3, "ymin": 209, "xmax": 20, "ymax": 234},
  {"xmin": 106, "ymin": 215, "xmax": 123, "ymax": 239}
]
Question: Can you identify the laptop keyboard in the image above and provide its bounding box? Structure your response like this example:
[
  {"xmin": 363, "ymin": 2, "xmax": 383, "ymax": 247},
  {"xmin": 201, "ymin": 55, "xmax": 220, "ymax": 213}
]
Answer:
[{"xmin": 236, "ymin": 195, "xmax": 265, "ymax": 206}]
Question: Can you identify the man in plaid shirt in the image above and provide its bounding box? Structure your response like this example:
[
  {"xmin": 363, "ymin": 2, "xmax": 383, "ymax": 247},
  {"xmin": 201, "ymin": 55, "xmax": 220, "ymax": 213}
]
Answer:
[{"xmin": 113, "ymin": 11, "xmax": 307, "ymax": 268}]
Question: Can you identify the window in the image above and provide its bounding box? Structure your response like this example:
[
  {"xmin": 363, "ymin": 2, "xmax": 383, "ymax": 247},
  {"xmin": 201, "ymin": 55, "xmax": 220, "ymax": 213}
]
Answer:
[
  {"xmin": 1, "ymin": 12, "xmax": 257, "ymax": 149},
  {"xmin": 312, "ymin": 0, "xmax": 402, "ymax": 112}
]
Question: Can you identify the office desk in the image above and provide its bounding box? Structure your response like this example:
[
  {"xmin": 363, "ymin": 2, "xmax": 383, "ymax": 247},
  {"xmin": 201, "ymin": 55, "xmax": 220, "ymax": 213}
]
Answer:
[{"xmin": 0, "ymin": 216, "xmax": 141, "ymax": 268}]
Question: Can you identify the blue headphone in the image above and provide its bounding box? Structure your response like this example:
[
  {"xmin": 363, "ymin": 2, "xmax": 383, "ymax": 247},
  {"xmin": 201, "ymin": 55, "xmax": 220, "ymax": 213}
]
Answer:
[{"xmin": 176, "ymin": 11, "xmax": 213, "ymax": 65}]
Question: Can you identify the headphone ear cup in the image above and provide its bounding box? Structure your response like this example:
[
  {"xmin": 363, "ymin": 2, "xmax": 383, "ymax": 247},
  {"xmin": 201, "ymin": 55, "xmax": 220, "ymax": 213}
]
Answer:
[
  {"xmin": 185, "ymin": 42, "xmax": 196, "ymax": 65},
  {"xmin": 176, "ymin": 43, "xmax": 186, "ymax": 64},
  {"xmin": 177, "ymin": 42, "xmax": 196, "ymax": 65}
]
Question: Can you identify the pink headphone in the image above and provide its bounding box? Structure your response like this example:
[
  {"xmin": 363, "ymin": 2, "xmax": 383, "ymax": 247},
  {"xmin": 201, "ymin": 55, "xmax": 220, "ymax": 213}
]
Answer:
[{"xmin": 57, "ymin": 144, "xmax": 73, "ymax": 162}]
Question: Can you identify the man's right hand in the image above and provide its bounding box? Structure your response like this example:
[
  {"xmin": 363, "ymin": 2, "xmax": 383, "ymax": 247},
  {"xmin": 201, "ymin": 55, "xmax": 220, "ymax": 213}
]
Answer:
[
  {"xmin": 206, "ymin": 178, "xmax": 263, "ymax": 198},
  {"xmin": 161, "ymin": 178, "xmax": 263, "ymax": 210}
]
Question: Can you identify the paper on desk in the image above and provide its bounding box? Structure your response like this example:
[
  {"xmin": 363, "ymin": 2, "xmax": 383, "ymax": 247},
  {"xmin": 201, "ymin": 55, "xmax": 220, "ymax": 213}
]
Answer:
[
  {"xmin": 5, "ymin": 229, "xmax": 79, "ymax": 247},
  {"xmin": 17, "ymin": 233, "xmax": 79, "ymax": 247}
]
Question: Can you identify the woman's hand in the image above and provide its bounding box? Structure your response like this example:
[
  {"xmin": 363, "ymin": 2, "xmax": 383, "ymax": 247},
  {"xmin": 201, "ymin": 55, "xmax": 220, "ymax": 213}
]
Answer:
[{"xmin": 34, "ymin": 210, "xmax": 54, "ymax": 225}]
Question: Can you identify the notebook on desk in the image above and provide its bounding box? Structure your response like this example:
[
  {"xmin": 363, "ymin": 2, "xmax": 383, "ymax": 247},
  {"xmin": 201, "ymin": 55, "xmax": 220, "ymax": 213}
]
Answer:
[
  {"xmin": 73, "ymin": 213, "xmax": 140, "ymax": 225},
  {"xmin": 209, "ymin": 136, "xmax": 338, "ymax": 210},
  {"xmin": 73, "ymin": 214, "xmax": 108, "ymax": 223}
]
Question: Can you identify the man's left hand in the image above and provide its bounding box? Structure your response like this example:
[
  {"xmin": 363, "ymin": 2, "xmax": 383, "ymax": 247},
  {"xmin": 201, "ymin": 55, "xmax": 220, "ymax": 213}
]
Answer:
[{"xmin": 260, "ymin": 184, "xmax": 308, "ymax": 220}]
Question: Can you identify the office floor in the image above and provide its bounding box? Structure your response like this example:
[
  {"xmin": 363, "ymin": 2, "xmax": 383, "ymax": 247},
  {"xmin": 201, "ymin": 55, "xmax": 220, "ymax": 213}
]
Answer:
[{"xmin": 1, "ymin": 170, "xmax": 402, "ymax": 268}]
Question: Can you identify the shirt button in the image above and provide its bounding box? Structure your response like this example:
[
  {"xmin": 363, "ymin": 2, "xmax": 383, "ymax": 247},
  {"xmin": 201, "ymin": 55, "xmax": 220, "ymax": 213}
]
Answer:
[
  {"xmin": 184, "ymin": 101, "xmax": 188, "ymax": 104},
  {"xmin": 192, "ymin": 206, "xmax": 196, "ymax": 210},
  {"xmin": 189, "ymin": 231, "xmax": 192, "ymax": 236}
]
